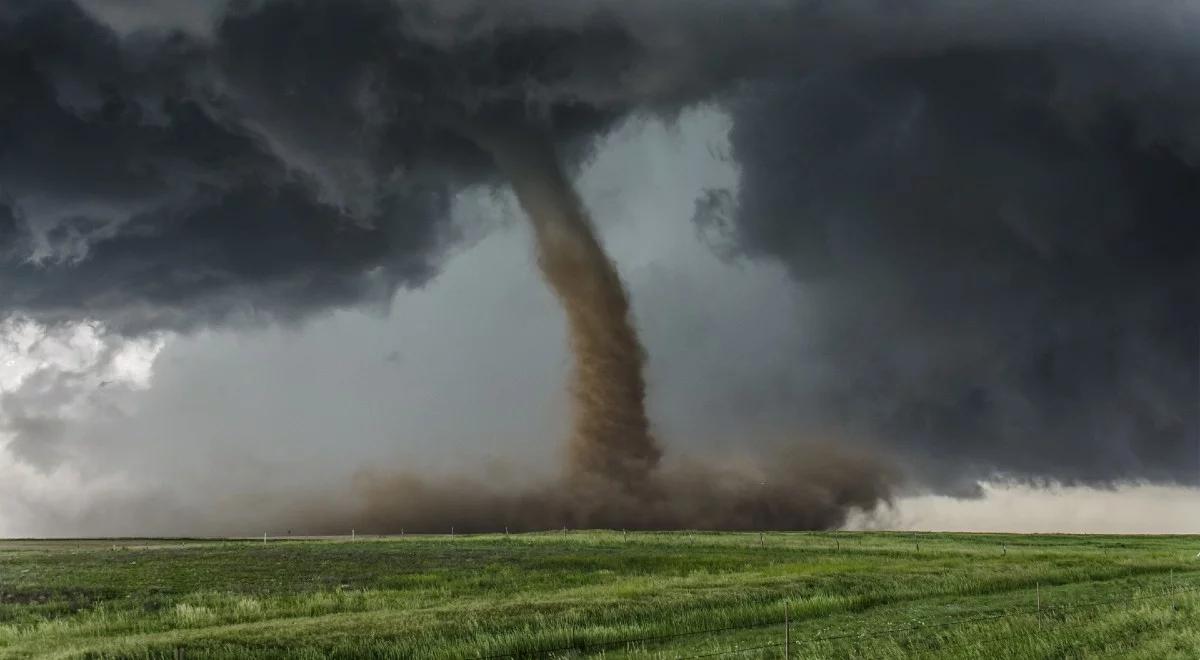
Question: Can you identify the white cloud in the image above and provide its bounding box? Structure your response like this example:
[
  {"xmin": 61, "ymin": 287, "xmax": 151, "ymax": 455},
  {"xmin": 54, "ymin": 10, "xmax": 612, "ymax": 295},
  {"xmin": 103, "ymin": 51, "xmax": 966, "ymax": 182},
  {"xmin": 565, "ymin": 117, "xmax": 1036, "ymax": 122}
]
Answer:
[{"xmin": 0, "ymin": 317, "xmax": 166, "ymax": 533}]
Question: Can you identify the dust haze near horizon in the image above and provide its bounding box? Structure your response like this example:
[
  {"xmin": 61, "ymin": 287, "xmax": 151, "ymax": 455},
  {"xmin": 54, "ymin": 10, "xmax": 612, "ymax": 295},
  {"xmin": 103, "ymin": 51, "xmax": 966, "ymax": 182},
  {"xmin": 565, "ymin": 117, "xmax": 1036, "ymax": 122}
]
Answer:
[
  {"xmin": 0, "ymin": 0, "xmax": 1197, "ymax": 535},
  {"xmin": 850, "ymin": 484, "xmax": 1200, "ymax": 535}
]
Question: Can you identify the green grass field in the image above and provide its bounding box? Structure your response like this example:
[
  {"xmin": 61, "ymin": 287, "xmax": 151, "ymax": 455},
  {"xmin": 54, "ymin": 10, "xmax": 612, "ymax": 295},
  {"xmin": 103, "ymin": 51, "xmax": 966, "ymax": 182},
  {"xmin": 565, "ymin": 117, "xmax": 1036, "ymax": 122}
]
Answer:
[{"xmin": 1, "ymin": 531, "xmax": 1198, "ymax": 658}]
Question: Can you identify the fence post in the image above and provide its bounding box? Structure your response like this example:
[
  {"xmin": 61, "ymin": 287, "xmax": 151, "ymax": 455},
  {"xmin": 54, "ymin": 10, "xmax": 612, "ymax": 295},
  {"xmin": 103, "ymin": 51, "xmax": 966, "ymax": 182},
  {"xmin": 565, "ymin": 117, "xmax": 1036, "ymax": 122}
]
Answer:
[
  {"xmin": 760, "ymin": 532, "xmax": 765, "ymax": 548},
  {"xmin": 783, "ymin": 601, "xmax": 790, "ymax": 658},
  {"xmin": 1036, "ymin": 582, "xmax": 1040, "ymax": 612}
]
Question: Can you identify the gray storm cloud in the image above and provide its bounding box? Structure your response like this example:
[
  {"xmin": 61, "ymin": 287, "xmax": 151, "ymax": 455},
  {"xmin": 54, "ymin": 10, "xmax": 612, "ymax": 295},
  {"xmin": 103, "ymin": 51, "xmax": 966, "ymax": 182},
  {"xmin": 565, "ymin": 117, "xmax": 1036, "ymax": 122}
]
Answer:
[
  {"xmin": 696, "ymin": 43, "xmax": 1200, "ymax": 491},
  {"xmin": 0, "ymin": 0, "xmax": 1196, "ymax": 525}
]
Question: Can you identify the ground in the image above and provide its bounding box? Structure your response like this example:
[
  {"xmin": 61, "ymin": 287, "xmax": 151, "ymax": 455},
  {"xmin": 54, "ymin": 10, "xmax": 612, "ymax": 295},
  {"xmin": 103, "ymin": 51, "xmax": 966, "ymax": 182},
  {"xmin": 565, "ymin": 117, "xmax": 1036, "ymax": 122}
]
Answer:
[{"xmin": 0, "ymin": 532, "xmax": 1197, "ymax": 658}]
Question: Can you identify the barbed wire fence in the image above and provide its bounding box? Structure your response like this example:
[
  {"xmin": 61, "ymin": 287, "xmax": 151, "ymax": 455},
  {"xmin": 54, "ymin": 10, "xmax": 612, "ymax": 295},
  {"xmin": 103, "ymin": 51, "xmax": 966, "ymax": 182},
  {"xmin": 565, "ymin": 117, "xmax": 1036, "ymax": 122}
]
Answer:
[{"xmin": 478, "ymin": 578, "xmax": 1200, "ymax": 659}]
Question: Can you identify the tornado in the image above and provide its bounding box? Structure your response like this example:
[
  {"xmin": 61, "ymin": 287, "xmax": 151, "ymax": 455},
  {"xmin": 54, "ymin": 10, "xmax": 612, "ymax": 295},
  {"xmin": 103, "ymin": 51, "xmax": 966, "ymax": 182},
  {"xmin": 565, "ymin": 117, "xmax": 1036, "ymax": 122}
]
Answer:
[{"xmin": 484, "ymin": 129, "xmax": 661, "ymax": 491}]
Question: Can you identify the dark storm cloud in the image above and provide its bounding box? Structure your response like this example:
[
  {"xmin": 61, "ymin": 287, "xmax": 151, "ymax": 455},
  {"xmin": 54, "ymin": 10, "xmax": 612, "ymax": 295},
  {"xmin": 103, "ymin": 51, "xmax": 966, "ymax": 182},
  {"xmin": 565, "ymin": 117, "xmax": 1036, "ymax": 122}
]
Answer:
[
  {"xmin": 702, "ymin": 45, "xmax": 1200, "ymax": 489},
  {"xmin": 0, "ymin": 0, "xmax": 650, "ymax": 332}
]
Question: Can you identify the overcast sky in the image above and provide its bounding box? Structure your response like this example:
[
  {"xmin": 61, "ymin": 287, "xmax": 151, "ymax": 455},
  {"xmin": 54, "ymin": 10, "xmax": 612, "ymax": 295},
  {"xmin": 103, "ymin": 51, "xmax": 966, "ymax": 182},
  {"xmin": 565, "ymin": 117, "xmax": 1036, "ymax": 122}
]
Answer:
[{"xmin": 0, "ymin": 0, "xmax": 1196, "ymax": 535}]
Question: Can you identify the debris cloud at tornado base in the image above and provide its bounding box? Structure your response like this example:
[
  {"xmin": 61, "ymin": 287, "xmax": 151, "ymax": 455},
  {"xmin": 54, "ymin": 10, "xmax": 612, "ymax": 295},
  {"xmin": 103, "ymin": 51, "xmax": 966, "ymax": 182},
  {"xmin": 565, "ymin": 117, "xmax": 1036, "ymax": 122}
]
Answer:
[
  {"xmin": 146, "ymin": 443, "xmax": 895, "ymax": 536},
  {"xmin": 346, "ymin": 445, "xmax": 896, "ymax": 533}
]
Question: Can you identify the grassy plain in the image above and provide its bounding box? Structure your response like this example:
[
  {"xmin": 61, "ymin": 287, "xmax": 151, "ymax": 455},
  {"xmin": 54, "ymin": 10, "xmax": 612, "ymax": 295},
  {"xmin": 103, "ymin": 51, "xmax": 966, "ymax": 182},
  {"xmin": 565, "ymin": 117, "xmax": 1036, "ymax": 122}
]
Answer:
[{"xmin": 1, "ymin": 531, "xmax": 1198, "ymax": 658}]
